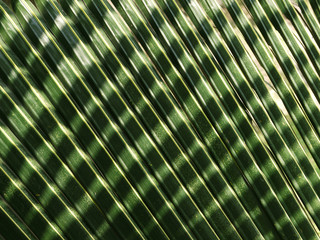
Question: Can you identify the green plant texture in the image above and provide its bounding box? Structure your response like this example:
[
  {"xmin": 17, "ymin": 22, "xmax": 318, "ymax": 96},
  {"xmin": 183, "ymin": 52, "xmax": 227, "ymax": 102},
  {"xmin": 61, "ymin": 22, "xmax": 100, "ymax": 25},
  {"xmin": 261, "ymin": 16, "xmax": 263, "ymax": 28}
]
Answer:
[{"xmin": 1, "ymin": 0, "xmax": 320, "ymax": 239}]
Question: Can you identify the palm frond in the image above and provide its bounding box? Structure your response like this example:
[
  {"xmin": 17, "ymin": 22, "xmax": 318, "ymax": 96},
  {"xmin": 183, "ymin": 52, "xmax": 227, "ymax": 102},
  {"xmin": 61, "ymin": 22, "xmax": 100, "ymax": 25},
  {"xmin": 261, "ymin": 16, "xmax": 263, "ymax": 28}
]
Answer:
[{"xmin": 1, "ymin": 0, "xmax": 320, "ymax": 239}]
